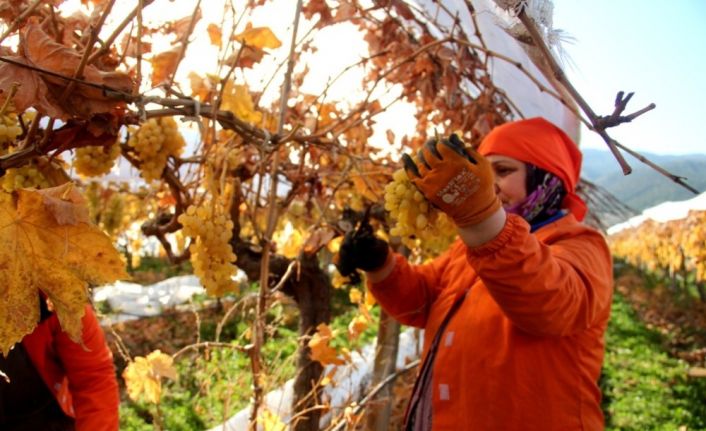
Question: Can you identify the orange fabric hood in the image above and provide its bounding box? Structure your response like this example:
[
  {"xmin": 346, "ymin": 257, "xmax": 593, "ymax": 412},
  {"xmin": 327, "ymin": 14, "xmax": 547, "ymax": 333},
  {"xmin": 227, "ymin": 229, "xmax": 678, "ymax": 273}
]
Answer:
[{"xmin": 478, "ymin": 117, "xmax": 587, "ymax": 221}]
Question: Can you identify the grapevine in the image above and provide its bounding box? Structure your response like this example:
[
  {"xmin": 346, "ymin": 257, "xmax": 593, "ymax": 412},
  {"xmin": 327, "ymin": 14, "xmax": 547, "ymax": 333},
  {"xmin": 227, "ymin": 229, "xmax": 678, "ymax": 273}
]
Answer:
[
  {"xmin": 127, "ymin": 117, "xmax": 185, "ymax": 182},
  {"xmin": 0, "ymin": 145, "xmax": 50, "ymax": 192},
  {"xmin": 384, "ymin": 168, "xmax": 457, "ymax": 254},
  {"xmin": 74, "ymin": 139, "xmax": 121, "ymax": 177},
  {"xmin": 0, "ymin": 112, "xmax": 22, "ymax": 146},
  {"xmin": 609, "ymin": 210, "xmax": 706, "ymax": 287},
  {"xmin": 178, "ymin": 200, "xmax": 238, "ymax": 296}
]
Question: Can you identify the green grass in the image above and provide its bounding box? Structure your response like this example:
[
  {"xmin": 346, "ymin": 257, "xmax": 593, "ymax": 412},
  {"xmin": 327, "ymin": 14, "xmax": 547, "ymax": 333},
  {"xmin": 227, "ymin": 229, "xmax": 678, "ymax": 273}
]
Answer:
[
  {"xmin": 601, "ymin": 294, "xmax": 706, "ymax": 430},
  {"xmin": 119, "ymin": 294, "xmax": 380, "ymax": 430}
]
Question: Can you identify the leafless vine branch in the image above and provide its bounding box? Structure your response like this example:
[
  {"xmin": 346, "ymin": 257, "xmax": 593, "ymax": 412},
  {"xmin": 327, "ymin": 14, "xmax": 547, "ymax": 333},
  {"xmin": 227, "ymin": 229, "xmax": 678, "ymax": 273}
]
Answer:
[
  {"xmin": 515, "ymin": 7, "xmax": 695, "ymax": 194},
  {"xmin": 327, "ymin": 359, "xmax": 420, "ymax": 431}
]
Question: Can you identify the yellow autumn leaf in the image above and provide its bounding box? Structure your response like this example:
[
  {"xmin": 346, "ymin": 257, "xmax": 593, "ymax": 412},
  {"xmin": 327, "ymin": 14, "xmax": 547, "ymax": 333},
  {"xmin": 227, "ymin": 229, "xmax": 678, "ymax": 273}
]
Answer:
[
  {"xmin": 150, "ymin": 48, "xmax": 181, "ymax": 87},
  {"xmin": 123, "ymin": 349, "xmax": 177, "ymax": 404},
  {"xmin": 364, "ymin": 285, "xmax": 377, "ymax": 309},
  {"xmin": 320, "ymin": 367, "xmax": 338, "ymax": 387},
  {"xmin": 146, "ymin": 349, "xmax": 178, "ymax": 380},
  {"xmin": 0, "ymin": 185, "xmax": 128, "ymax": 355},
  {"xmin": 347, "ymin": 314, "xmax": 369, "ymax": 341},
  {"xmin": 206, "ymin": 23, "xmax": 222, "ymax": 47},
  {"xmin": 258, "ymin": 409, "xmax": 286, "ymax": 431},
  {"xmin": 349, "ymin": 287, "xmax": 362, "ymax": 304},
  {"xmin": 276, "ymin": 226, "xmax": 303, "ymax": 259},
  {"xmin": 221, "ymin": 81, "xmax": 263, "ymax": 125},
  {"xmin": 327, "ymin": 235, "xmax": 343, "ymax": 254},
  {"xmin": 331, "ymin": 271, "xmax": 347, "ymax": 289},
  {"xmin": 308, "ymin": 323, "xmax": 345, "ymax": 366},
  {"xmin": 233, "ymin": 26, "xmax": 282, "ymax": 49},
  {"xmin": 123, "ymin": 357, "xmax": 161, "ymax": 404}
]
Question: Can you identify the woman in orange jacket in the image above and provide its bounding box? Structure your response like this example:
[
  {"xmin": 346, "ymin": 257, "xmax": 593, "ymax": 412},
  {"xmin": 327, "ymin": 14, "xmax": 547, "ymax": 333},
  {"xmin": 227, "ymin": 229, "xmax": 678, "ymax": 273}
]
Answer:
[
  {"xmin": 0, "ymin": 299, "xmax": 119, "ymax": 430},
  {"xmin": 336, "ymin": 117, "xmax": 613, "ymax": 430}
]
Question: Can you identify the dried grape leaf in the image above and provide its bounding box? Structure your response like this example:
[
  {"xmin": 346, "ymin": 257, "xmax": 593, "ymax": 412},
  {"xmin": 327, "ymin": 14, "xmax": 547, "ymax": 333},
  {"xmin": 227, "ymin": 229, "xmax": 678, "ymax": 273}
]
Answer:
[
  {"xmin": 233, "ymin": 26, "xmax": 282, "ymax": 50},
  {"xmin": 308, "ymin": 323, "xmax": 345, "ymax": 366}
]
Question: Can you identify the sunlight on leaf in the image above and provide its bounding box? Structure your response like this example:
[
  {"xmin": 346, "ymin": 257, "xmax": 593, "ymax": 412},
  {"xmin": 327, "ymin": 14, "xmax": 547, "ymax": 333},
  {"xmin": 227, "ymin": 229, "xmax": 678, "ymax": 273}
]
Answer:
[
  {"xmin": 207, "ymin": 23, "xmax": 222, "ymax": 47},
  {"xmin": 150, "ymin": 48, "xmax": 181, "ymax": 87},
  {"xmin": 123, "ymin": 349, "xmax": 177, "ymax": 404},
  {"xmin": 347, "ymin": 314, "xmax": 369, "ymax": 341},
  {"xmin": 233, "ymin": 26, "xmax": 282, "ymax": 50},
  {"xmin": 275, "ymin": 226, "xmax": 303, "ymax": 259},
  {"xmin": 349, "ymin": 288, "xmax": 362, "ymax": 304},
  {"xmin": 308, "ymin": 323, "xmax": 345, "ymax": 366},
  {"xmin": 331, "ymin": 271, "xmax": 347, "ymax": 289},
  {"xmin": 221, "ymin": 81, "xmax": 263, "ymax": 125},
  {"xmin": 258, "ymin": 409, "xmax": 286, "ymax": 431}
]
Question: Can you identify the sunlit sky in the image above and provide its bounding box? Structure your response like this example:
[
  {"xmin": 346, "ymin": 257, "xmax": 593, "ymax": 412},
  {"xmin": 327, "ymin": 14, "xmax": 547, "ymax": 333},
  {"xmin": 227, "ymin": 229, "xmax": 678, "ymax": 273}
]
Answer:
[{"xmin": 552, "ymin": 0, "xmax": 706, "ymax": 155}]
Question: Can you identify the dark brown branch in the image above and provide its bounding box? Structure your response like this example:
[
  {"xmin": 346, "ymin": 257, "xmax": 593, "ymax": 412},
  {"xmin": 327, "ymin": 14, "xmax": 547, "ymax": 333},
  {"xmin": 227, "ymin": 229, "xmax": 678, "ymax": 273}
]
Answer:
[
  {"xmin": 610, "ymin": 139, "xmax": 699, "ymax": 194},
  {"xmin": 594, "ymin": 91, "xmax": 656, "ymax": 129},
  {"xmin": 87, "ymin": 0, "xmax": 156, "ymax": 64},
  {"xmin": 515, "ymin": 7, "xmax": 632, "ymax": 175},
  {"xmin": 516, "ymin": 8, "xmax": 696, "ymax": 195}
]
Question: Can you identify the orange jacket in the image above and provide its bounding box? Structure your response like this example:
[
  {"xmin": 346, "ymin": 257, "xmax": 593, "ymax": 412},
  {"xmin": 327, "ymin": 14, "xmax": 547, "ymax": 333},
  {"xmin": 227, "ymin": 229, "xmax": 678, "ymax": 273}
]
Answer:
[
  {"xmin": 22, "ymin": 304, "xmax": 119, "ymax": 431},
  {"xmin": 369, "ymin": 213, "xmax": 613, "ymax": 430}
]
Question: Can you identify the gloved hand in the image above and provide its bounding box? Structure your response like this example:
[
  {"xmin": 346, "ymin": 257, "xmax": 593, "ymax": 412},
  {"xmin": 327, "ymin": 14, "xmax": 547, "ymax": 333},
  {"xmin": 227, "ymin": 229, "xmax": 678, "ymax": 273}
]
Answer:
[
  {"xmin": 334, "ymin": 220, "xmax": 389, "ymax": 276},
  {"xmin": 402, "ymin": 133, "xmax": 501, "ymax": 227}
]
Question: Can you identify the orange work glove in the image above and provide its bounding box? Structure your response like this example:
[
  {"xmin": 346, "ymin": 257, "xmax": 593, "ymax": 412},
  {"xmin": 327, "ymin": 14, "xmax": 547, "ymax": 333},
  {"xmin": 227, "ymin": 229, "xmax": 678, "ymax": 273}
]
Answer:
[{"xmin": 402, "ymin": 134, "xmax": 501, "ymax": 227}]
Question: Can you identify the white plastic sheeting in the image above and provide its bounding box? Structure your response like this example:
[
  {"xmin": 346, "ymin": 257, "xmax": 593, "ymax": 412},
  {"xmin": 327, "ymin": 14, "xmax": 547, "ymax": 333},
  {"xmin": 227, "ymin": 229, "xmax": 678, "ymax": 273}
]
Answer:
[
  {"xmin": 206, "ymin": 329, "xmax": 423, "ymax": 431},
  {"xmin": 93, "ymin": 275, "xmax": 205, "ymax": 322},
  {"xmin": 607, "ymin": 191, "xmax": 706, "ymax": 235},
  {"xmin": 411, "ymin": 0, "xmax": 580, "ymax": 139}
]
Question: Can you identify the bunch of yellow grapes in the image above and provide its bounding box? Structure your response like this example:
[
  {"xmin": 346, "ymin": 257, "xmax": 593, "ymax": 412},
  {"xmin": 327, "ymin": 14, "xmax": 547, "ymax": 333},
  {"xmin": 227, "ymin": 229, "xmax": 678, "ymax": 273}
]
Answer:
[
  {"xmin": 1, "ymin": 162, "xmax": 50, "ymax": 192},
  {"xmin": 0, "ymin": 113, "xmax": 22, "ymax": 145},
  {"xmin": 127, "ymin": 117, "xmax": 185, "ymax": 182},
  {"xmin": 178, "ymin": 201, "xmax": 238, "ymax": 296},
  {"xmin": 74, "ymin": 140, "xmax": 121, "ymax": 177},
  {"xmin": 384, "ymin": 169, "xmax": 457, "ymax": 253}
]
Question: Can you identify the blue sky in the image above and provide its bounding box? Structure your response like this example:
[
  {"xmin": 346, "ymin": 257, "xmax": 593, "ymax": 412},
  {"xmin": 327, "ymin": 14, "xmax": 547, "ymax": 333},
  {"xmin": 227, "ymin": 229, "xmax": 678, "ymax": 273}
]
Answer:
[{"xmin": 552, "ymin": 0, "xmax": 706, "ymax": 155}]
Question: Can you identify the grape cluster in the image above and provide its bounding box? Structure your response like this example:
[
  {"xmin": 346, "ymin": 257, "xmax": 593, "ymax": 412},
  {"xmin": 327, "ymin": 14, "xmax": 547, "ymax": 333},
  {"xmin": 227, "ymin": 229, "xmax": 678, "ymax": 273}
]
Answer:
[
  {"xmin": 178, "ymin": 201, "xmax": 238, "ymax": 296},
  {"xmin": 384, "ymin": 168, "xmax": 457, "ymax": 253},
  {"xmin": 1, "ymin": 163, "xmax": 50, "ymax": 192},
  {"xmin": 74, "ymin": 140, "xmax": 121, "ymax": 177},
  {"xmin": 0, "ymin": 113, "xmax": 22, "ymax": 146},
  {"xmin": 127, "ymin": 117, "xmax": 185, "ymax": 182}
]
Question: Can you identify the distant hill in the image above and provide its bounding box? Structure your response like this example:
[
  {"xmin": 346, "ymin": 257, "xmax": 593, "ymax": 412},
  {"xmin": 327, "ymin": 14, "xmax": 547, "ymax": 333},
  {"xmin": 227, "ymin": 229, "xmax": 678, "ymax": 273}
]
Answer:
[{"xmin": 581, "ymin": 149, "xmax": 706, "ymax": 211}]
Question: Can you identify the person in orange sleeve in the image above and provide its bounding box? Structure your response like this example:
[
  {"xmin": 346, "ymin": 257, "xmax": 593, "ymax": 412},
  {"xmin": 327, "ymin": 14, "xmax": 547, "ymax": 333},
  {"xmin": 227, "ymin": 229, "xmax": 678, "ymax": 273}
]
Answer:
[
  {"xmin": 0, "ymin": 297, "xmax": 119, "ymax": 431},
  {"xmin": 336, "ymin": 117, "xmax": 613, "ymax": 430}
]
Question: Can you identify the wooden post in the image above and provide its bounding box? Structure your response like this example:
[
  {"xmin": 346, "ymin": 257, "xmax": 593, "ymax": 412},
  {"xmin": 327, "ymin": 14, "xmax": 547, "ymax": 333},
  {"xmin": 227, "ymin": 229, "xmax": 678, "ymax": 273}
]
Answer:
[{"xmin": 365, "ymin": 309, "xmax": 401, "ymax": 431}]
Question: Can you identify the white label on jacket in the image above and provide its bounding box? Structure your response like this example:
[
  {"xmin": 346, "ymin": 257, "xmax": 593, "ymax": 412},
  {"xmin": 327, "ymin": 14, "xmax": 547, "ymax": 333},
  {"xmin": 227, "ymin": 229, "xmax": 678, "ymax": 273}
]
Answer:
[
  {"xmin": 439, "ymin": 384, "xmax": 450, "ymax": 401},
  {"xmin": 445, "ymin": 331, "xmax": 455, "ymax": 347}
]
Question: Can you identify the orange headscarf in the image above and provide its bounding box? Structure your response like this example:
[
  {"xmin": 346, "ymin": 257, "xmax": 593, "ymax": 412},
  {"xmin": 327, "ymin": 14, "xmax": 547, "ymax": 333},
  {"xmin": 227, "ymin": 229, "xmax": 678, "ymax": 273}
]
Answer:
[{"xmin": 478, "ymin": 117, "xmax": 587, "ymax": 221}]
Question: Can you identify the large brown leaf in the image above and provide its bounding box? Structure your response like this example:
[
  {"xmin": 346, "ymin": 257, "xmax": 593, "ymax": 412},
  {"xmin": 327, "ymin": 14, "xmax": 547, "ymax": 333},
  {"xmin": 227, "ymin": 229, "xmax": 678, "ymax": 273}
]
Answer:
[
  {"xmin": 0, "ymin": 56, "xmax": 64, "ymax": 118},
  {"xmin": 0, "ymin": 24, "xmax": 134, "ymax": 120}
]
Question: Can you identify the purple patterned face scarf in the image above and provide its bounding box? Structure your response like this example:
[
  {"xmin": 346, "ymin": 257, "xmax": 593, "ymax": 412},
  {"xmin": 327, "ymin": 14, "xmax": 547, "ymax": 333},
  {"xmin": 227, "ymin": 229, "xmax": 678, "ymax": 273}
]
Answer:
[{"xmin": 505, "ymin": 164, "xmax": 566, "ymax": 226}]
